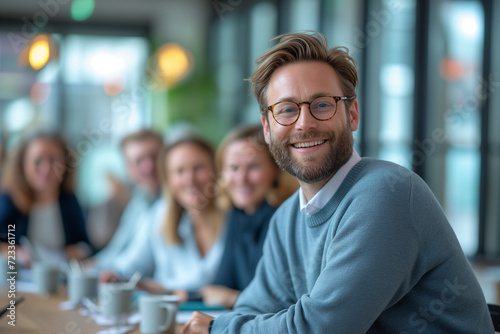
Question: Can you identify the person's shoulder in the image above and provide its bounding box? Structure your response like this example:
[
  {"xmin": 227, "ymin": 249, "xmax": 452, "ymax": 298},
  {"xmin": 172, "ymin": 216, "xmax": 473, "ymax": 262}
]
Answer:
[
  {"xmin": 59, "ymin": 191, "xmax": 78, "ymax": 200},
  {"xmin": 58, "ymin": 191, "xmax": 82, "ymax": 206},
  {"xmin": 0, "ymin": 193, "xmax": 17, "ymax": 212},
  {"xmin": 260, "ymin": 201, "xmax": 278, "ymax": 225},
  {"xmin": 0, "ymin": 193, "xmax": 23, "ymax": 223},
  {"xmin": 124, "ymin": 188, "xmax": 146, "ymax": 207},
  {"xmin": 0, "ymin": 192, "xmax": 14, "ymax": 204},
  {"xmin": 355, "ymin": 158, "xmax": 414, "ymax": 192},
  {"xmin": 150, "ymin": 197, "xmax": 166, "ymax": 213},
  {"xmin": 226, "ymin": 207, "xmax": 243, "ymax": 225},
  {"xmin": 269, "ymin": 191, "xmax": 300, "ymax": 227},
  {"xmin": 360, "ymin": 158, "xmax": 412, "ymax": 176},
  {"xmin": 275, "ymin": 190, "xmax": 300, "ymax": 211},
  {"xmin": 145, "ymin": 198, "xmax": 166, "ymax": 227},
  {"xmin": 261, "ymin": 200, "xmax": 278, "ymax": 215}
]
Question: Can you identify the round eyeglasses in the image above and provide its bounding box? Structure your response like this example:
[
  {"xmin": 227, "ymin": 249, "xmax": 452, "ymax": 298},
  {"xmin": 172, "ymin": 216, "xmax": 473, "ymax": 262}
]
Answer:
[{"xmin": 264, "ymin": 95, "xmax": 355, "ymax": 126}]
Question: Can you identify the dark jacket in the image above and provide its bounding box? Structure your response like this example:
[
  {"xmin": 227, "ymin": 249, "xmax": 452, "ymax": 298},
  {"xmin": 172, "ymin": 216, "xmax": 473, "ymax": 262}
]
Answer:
[
  {"xmin": 0, "ymin": 192, "xmax": 92, "ymax": 248},
  {"xmin": 213, "ymin": 201, "xmax": 275, "ymax": 291}
]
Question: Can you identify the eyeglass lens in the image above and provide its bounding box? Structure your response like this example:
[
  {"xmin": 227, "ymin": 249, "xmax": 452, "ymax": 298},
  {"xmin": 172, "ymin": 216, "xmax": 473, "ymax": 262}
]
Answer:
[{"xmin": 272, "ymin": 96, "xmax": 337, "ymax": 125}]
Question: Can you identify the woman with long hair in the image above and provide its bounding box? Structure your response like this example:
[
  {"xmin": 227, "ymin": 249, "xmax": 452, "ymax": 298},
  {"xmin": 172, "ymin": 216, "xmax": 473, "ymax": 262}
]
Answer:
[
  {"xmin": 201, "ymin": 124, "xmax": 298, "ymax": 309},
  {"xmin": 0, "ymin": 130, "xmax": 92, "ymax": 265},
  {"xmin": 100, "ymin": 136, "xmax": 226, "ymax": 296}
]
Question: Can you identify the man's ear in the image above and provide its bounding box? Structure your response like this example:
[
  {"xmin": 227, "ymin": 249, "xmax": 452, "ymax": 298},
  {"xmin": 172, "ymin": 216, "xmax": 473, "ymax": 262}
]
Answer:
[
  {"xmin": 261, "ymin": 114, "xmax": 271, "ymax": 144},
  {"xmin": 349, "ymin": 99, "xmax": 360, "ymax": 131}
]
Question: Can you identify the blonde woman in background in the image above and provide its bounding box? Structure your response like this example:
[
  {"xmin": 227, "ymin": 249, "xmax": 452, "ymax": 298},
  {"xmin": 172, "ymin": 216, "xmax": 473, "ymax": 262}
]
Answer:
[
  {"xmin": 0, "ymin": 131, "xmax": 92, "ymax": 266},
  {"xmin": 100, "ymin": 136, "xmax": 226, "ymax": 298},
  {"xmin": 201, "ymin": 124, "xmax": 298, "ymax": 309}
]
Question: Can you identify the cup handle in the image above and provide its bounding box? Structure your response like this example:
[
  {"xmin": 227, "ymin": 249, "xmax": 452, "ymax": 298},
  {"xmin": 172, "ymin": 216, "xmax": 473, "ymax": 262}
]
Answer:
[{"xmin": 159, "ymin": 303, "xmax": 178, "ymax": 331}]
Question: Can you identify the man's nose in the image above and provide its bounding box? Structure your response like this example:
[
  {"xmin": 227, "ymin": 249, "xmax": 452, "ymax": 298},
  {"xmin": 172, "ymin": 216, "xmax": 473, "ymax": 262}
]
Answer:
[{"xmin": 295, "ymin": 104, "xmax": 318, "ymax": 131}]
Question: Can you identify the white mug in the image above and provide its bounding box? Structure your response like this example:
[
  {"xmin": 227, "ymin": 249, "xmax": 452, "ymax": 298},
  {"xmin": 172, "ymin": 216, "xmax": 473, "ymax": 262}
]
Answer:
[
  {"xmin": 139, "ymin": 295, "xmax": 179, "ymax": 334},
  {"xmin": 32, "ymin": 262, "xmax": 60, "ymax": 295},
  {"xmin": 68, "ymin": 272, "xmax": 98, "ymax": 302},
  {"xmin": 0, "ymin": 256, "xmax": 8, "ymax": 284},
  {"xmin": 98, "ymin": 282, "xmax": 134, "ymax": 317}
]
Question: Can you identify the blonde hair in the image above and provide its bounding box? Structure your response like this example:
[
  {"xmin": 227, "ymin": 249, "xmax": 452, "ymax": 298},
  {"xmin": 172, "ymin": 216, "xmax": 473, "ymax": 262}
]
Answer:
[
  {"xmin": 158, "ymin": 137, "xmax": 225, "ymax": 245},
  {"xmin": 1, "ymin": 131, "xmax": 75, "ymax": 214},
  {"xmin": 216, "ymin": 124, "xmax": 298, "ymax": 210},
  {"xmin": 249, "ymin": 31, "xmax": 358, "ymax": 113}
]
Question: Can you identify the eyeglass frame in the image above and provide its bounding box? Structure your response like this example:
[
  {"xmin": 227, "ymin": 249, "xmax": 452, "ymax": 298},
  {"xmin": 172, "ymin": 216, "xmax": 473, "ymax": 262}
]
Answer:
[{"xmin": 262, "ymin": 95, "xmax": 356, "ymax": 126}]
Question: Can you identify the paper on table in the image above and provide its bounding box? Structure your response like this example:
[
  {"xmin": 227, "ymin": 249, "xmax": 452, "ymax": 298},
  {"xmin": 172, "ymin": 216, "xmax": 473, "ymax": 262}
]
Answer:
[
  {"xmin": 79, "ymin": 308, "xmax": 140, "ymax": 326},
  {"xmin": 59, "ymin": 300, "xmax": 80, "ymax": 311},
  {"xmin": 94, "ymin": 325, "xmax": 135, "ymax": 334}
]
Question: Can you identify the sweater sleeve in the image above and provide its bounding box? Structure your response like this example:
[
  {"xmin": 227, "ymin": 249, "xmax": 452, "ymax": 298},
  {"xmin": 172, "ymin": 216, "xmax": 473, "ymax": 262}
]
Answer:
[
  {"xmin": 212, "ymin": 210, "xmax": 303, "ymax": 332},
  {"xmin": 212, "ymin": 176, "xmax": 422, "ymax": 333},
  {"xmin": 95, "ymin": 196, "xmax": 144, "ymax": 268}
]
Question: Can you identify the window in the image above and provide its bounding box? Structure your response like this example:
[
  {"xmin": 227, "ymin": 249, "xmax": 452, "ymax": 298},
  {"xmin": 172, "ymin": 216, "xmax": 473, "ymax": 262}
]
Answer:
[
  {"xmin": 360, "ymin": 0, "xmax": 416, "ymax": 168},
  {"xmin": 425, "ymin": 0, "xmax": 484, "ymax": 255},
  {"xmin": 207, "ymin": 0, "xmax": 499, "ymax": 258},
  {"xmin": 0, "ymin": 31, "xmax": 149, "ymax": 206}
]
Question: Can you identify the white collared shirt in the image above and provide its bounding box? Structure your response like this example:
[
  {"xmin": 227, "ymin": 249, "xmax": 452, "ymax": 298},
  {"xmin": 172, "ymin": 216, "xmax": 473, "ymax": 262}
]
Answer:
[{"xmin": 300, "ymin": 149, "xmax": 361, "ymax": 216}]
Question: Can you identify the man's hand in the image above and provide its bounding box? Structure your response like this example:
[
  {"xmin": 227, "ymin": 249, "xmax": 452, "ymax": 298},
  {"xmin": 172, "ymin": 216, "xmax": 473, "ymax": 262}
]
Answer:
[
  {"xmin": 17, "ymin": 246, "xmax": 33, "ymax": 269},
  {"xmin": 99, "ymin": 270, "xmax": 119, "ymax": 283},
  {"xmin": 1, "ymin": 243, "xmax": 32, "ymax": 268},
  {"xmin": 181, "ymin": 311, "xmax": 214, "ymax": 334},
  {"xmin": 136, "ymin": 278, "xmax": 174, "ymax": 294},
  {"xmin": 82, "ymin": 257, "xmax": 95, "ymax": 269}
]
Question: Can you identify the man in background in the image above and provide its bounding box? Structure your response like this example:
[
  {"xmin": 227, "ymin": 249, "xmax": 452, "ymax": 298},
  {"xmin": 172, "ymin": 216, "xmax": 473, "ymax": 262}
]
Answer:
[{"xmin": 88, "ymin": 129, "xmax": 162, "ymax": 269}]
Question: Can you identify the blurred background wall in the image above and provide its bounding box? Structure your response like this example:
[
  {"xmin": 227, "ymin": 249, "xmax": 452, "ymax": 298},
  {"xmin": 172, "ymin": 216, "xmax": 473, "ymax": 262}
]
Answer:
[{"xmin": 0, "ymin": 0, "xmax": 499, "ymax": 260}]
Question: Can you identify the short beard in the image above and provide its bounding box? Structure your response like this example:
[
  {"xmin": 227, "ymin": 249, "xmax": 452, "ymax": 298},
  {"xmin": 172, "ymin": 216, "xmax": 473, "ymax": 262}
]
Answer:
[{"xmin": 268, "ymin": 126, "xmax": 354, "ymax": 184}]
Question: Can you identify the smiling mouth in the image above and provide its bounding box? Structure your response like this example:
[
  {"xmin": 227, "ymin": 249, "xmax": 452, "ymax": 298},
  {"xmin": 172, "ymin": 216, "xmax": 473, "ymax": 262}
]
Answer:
[{"xmin": 292, "ymin": 140, "xmax": 326, "ymax": 148}]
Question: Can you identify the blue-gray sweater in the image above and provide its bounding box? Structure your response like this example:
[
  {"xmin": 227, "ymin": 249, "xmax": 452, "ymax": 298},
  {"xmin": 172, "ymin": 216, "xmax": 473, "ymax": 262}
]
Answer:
[{"xmin": 212, "ymin": 159, "xmax": 493, "ymax": 333}]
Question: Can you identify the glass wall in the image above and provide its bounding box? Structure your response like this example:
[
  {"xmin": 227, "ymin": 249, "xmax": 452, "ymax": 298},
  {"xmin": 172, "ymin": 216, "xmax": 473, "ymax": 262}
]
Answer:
[
  {"xmin": 246, "ymin": 1, "xmax": 279, "ymax": 123},
  {"xmin": 483, "ymin": 0, "xmax": 500, "ymax": 258},
  {"xmin": 210, "ymin": 1, "xmax": 279, "ymax": 128},
  {"xmin": 362, "ymin": 0, "xmax": 416, "ymax": 169},
  {"xmin": 426, "ymin": 0, "xmax": 484, "ymax": 255},
  {"xmin": 206, "ymin": 0, "xmax": 500, "ymax": 258},
  {"xmin": 61, "ymin": 35, "xmax": 150, "ymax": 206}
]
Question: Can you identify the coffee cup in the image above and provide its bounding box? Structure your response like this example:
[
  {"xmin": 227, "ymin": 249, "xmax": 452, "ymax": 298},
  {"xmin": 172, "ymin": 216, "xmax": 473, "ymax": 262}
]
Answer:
[
  {"xmin": 139, "ymin": 295, "xmax": 179, "ymax": 334},
  {"xmin": 32, "ymin": 261, "xmax": 60, "ymax": 295},
  {"xmin": 68, "ymin": 272, "xmax": 98, "ymax": 302},
  {"xmin": 0, "ymin": 256, "xmax": 9, "ymax": 284},
  {"xmin": 98, "ymin": 282, "xmax": 134, "ymax": 317}
]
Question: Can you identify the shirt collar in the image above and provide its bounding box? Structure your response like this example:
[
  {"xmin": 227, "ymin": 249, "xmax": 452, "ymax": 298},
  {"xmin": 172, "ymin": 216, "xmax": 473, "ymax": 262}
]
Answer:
[{"xmin": 299, "ymin": 148, "xmax": 361, "ymax": 216}]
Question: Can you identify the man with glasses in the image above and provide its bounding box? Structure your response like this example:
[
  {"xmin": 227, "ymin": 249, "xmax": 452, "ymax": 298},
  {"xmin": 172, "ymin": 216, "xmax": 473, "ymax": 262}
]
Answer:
[{"xmin": 182, "ymin": 32, "xmax": 493, "ymax": 333}]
